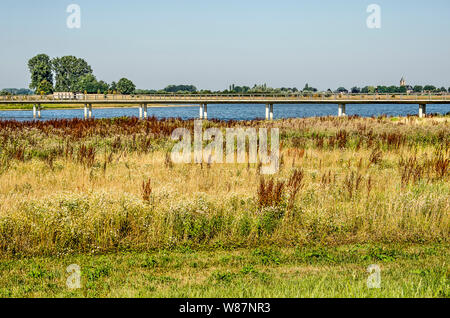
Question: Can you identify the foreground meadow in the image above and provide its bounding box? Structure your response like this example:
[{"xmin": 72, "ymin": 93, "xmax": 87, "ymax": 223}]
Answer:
[
  {"xmin": 0, "ymin": 244, "xmax": 447, "ymax": 297},
  {"xmin": 0, "ymin": 115, "xmax": 448, "ymax": 297}
]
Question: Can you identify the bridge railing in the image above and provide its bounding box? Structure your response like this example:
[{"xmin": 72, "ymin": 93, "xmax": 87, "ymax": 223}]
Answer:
[{"xmin": 0, "ymin": 92, "xmax": 448, "ymax": 102}]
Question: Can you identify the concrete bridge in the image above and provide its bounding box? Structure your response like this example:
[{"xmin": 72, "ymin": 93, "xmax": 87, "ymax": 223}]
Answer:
[{"xmin": 0, "ymin": 94, "xmax": 449, "ymax": 120}]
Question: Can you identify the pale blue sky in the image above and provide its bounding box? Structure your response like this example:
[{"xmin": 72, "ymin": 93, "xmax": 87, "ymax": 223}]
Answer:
[{"xmin": 0, "ymin": 0, "xmax": 449, "ymax": 90}]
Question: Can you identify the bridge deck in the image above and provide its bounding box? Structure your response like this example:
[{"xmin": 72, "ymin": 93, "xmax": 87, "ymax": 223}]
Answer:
[{"xmin": 1, "ymin": 94, "xmax": 449, "ymax": 105}]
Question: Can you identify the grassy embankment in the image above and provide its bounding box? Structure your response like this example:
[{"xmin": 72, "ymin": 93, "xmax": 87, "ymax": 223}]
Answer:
[
  {"xmin": 0, "ymin": 104, "xmax": 197, "ymax": 110},
  {"xmin": 0, "ymin": 244, "xmax": 447, "ymax": 297},
  {"xmin": 0, "ymin": 115, "xmax": 448, "ymax": 297},
  {"xmin": 0, "ymin": 104, "xmax": 98, "ymax": 110}
]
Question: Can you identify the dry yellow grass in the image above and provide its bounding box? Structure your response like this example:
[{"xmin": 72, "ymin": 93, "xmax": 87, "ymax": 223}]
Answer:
[{"xmin": 0, "ymin": 116, "xmax": 448, "ymax": 256}]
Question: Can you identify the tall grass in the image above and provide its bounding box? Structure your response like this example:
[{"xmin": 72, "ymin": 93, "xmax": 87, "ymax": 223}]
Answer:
[{"xmin": 0, "ymin": 116, "xmax": 448, "ymax": 256}]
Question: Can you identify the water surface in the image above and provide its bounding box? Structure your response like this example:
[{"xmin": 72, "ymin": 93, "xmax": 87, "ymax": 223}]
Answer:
[{"xmin": 0, "ymin": 103, "xmax": 449, "ymax": 121}]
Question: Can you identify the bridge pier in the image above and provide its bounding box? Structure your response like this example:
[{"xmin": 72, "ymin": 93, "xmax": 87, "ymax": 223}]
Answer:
[
  {"xmin": 143, "ymin": 104, "xmax": 148, "ymax": 119},
  {"xmin": 32, "ymin": 104, "xmax": 41, "ymax": 119},
  {"xmin": 419, "ymin": 104, "xmax": 426, "ymax": 118},
  {"xmin": 265, "ymin": 104, "xmax": 274, "ymax": 120},
  {"xmin": 338, "ymin": 103, "xmax": 346, "ymax": 117},
  {"xmin": 203, "ymin": 104, "xmax": 208, "ymax": 120},
  {"xmin": 88, "ymin": 104, "xmax": 93, "ymax": 118},
  {"xmin": 199, "ymin": 104, "xmax": 203, "ymax": 119},
  {"xmin": 84, "ymin": 104, "xmax": 88, "ymax": 119},
  {"xmin": 139, "ymin": 104, "xmax": 143, "ymax": 119}
]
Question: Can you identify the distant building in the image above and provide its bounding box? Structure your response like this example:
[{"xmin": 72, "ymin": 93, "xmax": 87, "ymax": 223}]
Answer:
[
  {"xmin": 406, "ymin": 85, "xmax": 413, "ymax": 94},
  {"xmin": 53, "ymin": 92, "xmax": 85, "ymax": 100},
  {"xmin": 399, "ymin": 77, "xmax": 414, "ymax": 94},
  {"xmin": 53, "ymin": 92, "xmax": 74, "ymax": 100},
  {"xmin": 400, "ymin": 77, "xmax": 406, "ymax": 87}
]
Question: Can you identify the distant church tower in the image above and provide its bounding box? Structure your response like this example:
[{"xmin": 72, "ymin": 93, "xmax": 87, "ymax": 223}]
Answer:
[{"xmin": 400, "ymin": 77, "xmax": 406, "ymax": 87}]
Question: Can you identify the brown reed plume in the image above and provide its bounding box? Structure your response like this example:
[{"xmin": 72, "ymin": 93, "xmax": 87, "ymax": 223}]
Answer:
[
  {"xmin": 336, "ymin": 130, "xmax": 349, "ymax": 149},
  {"xmin": 369, "ymin": 147, "xmax": 383, "ymax": 166},
  {"xmin": 431, "ymin": 150, "xmax": 449, "ymax": 179},
  {"xmin": 399, "ymin": 155, "xmax": 423, "ymax": 186},
  {"xmin": 257, "ymin": 177, "xmax": 285, "ymax": 208},
  {"xmin": 344, "ymin": 171, "xmax": 363, "ymax": 199},
  {"xmin": 142, "ymin": 177, "xmax": 152, "ymax": 202},
  {"xmin": 287, "ymin": 169, "xmax": 305, "ymax": 210},
  {"xmin": 165, "ymin": 152, "xmax": 174, "ymax": 169},
  {"xmin": 380, "ymin": 132, "xmax": 406, "ymax": 150},
  {"xmin": 78, "ymin": 144, "xmax": 96, "ymax": 167},
  {"xmin": 13, "ymin": 147, "xmax": 25, "ymax": 162}
]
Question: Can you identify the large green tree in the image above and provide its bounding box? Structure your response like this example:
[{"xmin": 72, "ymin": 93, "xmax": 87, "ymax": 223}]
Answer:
[
  {"xmin": 74, "ymin": 74, "xmax": 110, "ymax": 94},
  {"xmin": 52, "ymin": 56, "xmax": 93, "ymax": 92},
  {"xmin": 423, "ymin": 85, "xmax": 436, "ymax": 92},
  {"xmin": 413, "ymin": 85, "xmax": 423, "ymax": 93},
  {"xmin": 36, "ymin": 79, "xmax": 53, "ymax": 95},
  {"xmin": 97, "ymin": 81, "xmax": 109, "ymax": 94},
  {"xmin": 28, "ymin": 54, "xmax": 53, "ymax": 93},
  {"xmin": 117, "ymin": 78, "xmax": 136, "ymax": 95},
  {"xmin": 335, "ymin": 87, "xmax": 348, "ymax": 93},
  {"xmin": 74, "ymin": 74, "xmax": 99, "ymax": 93},
  {"xmin": 109, "ymin": 81, "xmax": 117, "ymax": 92},
  {"xmin": 164, "ymin": 85, "xmax": 197, "ymax": 93},
  {"xmin": 351, "ymin": 87, "xmax": 361, "ymax": 94}
]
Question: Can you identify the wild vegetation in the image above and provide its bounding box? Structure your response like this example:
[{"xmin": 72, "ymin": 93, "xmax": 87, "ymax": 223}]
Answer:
[
  {"xmin": 0, "ymin": 115, "xmax": 448, "ymax": 297},
  {"xmin": 0, "ymin": 115, "xmax": 448, "ymax": 256}
]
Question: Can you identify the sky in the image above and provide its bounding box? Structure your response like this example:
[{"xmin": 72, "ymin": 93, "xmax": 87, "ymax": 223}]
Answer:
[{"xmin": 0, "ymin": 0, "xmax": 449, "ymax": 91}]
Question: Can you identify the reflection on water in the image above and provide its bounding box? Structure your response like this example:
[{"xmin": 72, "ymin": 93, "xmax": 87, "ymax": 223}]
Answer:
[{"xmin": 0, "ymin": 104, "xmax": 449, "ymax": 121}]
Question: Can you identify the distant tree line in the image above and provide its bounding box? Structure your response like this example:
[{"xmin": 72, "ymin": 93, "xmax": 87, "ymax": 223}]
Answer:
[
  {"xmin": 22, "ymin": 55, "xmax": 450, "ymax": 96},
  {"xmin": 27, "ymin": 54, "xmax": 136, "ymax": 95},
  {"xmin": 221, "ymin": 83, "xmax": 449, "ymax": 95},
  {"xmin": 349, "ymin": 85, "xmax": 448, "ymax": 94},
  {"xmin": 0, "ymin": 88, "xmax": 33, "ymax": 96},
  {"xmin": 217, "ymin": 83, "xmax": 449, "ymax": 95}
]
